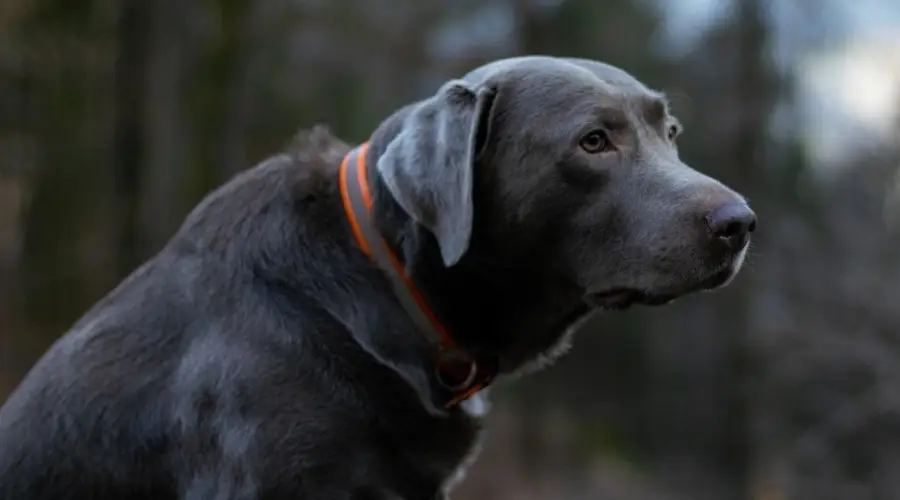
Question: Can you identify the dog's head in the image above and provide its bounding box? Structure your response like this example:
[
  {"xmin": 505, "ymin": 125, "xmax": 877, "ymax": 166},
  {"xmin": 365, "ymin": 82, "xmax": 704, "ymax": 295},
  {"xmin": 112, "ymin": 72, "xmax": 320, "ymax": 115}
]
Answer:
[{"xmin": 376, "ymin": 56, "xmax": 754, "ymax": 314}]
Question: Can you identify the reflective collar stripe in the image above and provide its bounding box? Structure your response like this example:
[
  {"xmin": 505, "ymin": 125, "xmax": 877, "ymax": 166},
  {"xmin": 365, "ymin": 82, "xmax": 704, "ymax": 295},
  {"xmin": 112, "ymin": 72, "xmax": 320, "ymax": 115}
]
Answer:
[{"xmin": 340, "ymin": 143, "xmax": 452, "ymax": 348}]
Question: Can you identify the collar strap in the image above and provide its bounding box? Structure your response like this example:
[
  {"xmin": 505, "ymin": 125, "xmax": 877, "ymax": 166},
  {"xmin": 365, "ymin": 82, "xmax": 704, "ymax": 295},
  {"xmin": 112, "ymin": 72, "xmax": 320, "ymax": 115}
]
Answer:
[{"xmin": 339, "ymin": 143, "xmax": 495, "ymax": 408}]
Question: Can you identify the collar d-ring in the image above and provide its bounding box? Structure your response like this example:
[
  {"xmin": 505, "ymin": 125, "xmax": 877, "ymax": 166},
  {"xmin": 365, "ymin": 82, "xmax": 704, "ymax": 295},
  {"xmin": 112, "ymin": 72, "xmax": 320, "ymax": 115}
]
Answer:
[{"xmin": 434, "ymin": 347, "xmax": 478, "ymax": 392}]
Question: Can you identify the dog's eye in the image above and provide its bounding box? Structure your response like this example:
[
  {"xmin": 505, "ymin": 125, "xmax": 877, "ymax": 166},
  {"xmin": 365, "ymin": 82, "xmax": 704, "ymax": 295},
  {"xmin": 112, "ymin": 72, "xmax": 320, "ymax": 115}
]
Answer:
[{"xmin": 579, "ymin": 131, "xmax": 611, "ymax": 153}]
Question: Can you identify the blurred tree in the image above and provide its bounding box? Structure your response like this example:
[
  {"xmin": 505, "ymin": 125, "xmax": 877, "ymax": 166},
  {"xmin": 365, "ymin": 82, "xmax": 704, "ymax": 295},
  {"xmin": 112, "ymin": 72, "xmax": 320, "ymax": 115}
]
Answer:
[
  {"xmin": 16, "ymin": 0, "xmax": 116, "ymax": 336},
  {"xmin": 3, "ymin": 0, "xmax": 900, "ymax": 498},
  {"xmin": 112, "ymin": 0, "xmax": 149, "ymax": 276}
]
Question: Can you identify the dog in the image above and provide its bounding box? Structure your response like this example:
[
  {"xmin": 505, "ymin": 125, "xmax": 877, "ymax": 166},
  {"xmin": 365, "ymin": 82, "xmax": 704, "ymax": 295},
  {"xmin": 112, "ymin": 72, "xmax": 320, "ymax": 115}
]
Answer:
[{"xmin": 0, "ymin": 56, "xmax": 755, "ymax": 499}]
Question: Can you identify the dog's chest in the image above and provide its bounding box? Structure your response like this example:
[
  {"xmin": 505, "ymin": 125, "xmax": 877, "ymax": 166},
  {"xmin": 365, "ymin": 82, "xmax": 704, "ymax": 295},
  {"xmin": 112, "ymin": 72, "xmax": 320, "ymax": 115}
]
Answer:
[
  {"xmin": 406, "ymin": 392, "xmax": 491, "ymax": 495},
  {"xmin": 435, "ymin": 393, "xmax": 490, "ymax": 493}
]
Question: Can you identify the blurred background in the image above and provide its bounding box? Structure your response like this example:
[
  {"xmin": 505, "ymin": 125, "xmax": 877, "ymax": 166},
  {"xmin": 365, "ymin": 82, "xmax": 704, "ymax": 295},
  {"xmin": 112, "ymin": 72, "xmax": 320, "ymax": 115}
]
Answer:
[{"xmin": 2, "ymin": 0, "xmax": 900, "ymax": 498}]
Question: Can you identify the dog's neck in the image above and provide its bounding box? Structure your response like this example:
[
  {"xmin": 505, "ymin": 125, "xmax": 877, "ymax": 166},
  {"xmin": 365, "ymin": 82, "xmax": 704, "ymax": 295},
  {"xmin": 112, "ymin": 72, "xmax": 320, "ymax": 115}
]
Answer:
[{"xmin": 362, "ymin": 127, "xmax": 591, "ymax": 375}]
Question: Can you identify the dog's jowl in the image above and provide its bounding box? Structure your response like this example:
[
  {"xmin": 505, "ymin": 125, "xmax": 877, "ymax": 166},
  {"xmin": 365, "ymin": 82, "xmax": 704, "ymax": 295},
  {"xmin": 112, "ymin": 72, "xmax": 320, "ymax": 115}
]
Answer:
[{"xmin": 0, "ymin": 56, "xmax": 755, "ymax": 500}]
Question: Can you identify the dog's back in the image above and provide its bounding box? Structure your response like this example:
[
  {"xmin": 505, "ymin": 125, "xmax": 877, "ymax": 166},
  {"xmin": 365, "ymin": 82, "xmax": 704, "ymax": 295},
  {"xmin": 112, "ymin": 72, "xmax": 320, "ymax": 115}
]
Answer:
[{"xmin": 0, "ymin": 148, "xmax": 365, "ymax": 499}]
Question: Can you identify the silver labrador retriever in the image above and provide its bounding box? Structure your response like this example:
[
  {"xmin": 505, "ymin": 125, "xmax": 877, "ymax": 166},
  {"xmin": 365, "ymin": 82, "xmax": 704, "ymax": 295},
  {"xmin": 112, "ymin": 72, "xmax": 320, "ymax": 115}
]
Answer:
[{"xmin": 0, "ymin": 56, "xmax": 755, "ymax": 499}]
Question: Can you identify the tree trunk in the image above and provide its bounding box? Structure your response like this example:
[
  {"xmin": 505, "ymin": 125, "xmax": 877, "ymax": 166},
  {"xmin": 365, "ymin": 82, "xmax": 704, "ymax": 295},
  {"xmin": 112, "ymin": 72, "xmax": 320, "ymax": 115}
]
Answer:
[
  {"xmin": 138, "ymin": 0, "xmax": 193, "ymax": 252},
  {"xmin": 725, "ymin": 1, "xmax": 771, "ymax": 497},
  {"xmin": 112, "ymin": 0, "xmax": 152, "ymax": 277}
]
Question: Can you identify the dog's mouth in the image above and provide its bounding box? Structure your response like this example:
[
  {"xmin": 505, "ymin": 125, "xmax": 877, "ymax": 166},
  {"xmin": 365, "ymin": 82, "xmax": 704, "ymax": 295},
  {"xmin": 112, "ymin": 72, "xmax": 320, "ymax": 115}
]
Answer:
[{"xmin": 585, "ymin": 266, "xmax": 735, "ymax": 311}]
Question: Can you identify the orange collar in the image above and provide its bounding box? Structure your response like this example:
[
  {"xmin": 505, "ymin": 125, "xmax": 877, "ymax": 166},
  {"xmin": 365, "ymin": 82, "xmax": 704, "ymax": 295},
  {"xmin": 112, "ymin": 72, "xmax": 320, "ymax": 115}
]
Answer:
[{"xmin": 339, "ymin": 143, "xmax": 494, "ymax": 408}]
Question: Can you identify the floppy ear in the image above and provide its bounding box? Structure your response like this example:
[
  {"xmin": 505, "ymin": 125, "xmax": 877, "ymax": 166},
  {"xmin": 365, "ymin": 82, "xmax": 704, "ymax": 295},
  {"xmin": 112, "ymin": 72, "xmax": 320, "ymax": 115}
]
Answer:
[{"xmin": 376, "ymin": 79, "xmax": 496, "ymax": 267}]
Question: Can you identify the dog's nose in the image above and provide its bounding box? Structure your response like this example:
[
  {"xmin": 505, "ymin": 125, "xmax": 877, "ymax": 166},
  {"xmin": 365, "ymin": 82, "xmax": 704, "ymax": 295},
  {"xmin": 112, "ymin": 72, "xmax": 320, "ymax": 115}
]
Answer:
[{"xmin": 706, "ymin": 202, "xmax": 756, "ymax": 249}]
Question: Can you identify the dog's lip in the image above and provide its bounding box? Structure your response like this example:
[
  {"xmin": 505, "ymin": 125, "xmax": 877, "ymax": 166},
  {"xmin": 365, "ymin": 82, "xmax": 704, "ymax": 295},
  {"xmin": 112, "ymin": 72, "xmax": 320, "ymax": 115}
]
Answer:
[
  {"xmin": 699, "ymin": 266, "xmax": 736, "ymax": 290},
  {"xmin": 585, "ymin": 288, "xmax": 668, "ymax": 310},
  {"xmin": 585, "ymin": 267, "xmax": 736, "ymax": 310}
]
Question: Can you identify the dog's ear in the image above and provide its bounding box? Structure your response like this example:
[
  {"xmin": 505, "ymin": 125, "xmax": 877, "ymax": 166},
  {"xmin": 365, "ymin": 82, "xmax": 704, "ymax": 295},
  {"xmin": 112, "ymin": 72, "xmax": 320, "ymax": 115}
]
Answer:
[{"xmin": 377, "ymin": 80, "xmax": 496, "ymax": 267}]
